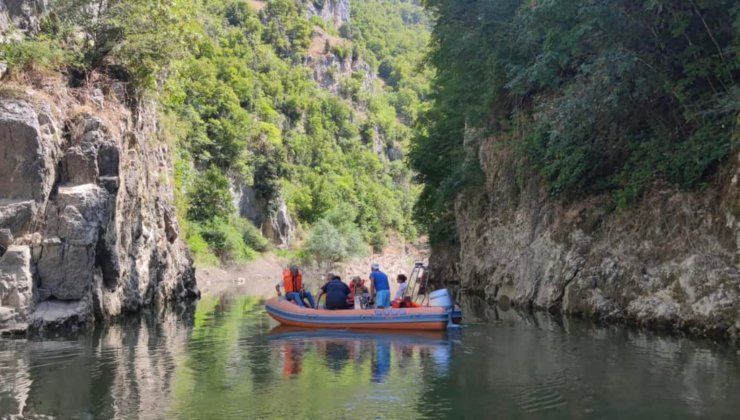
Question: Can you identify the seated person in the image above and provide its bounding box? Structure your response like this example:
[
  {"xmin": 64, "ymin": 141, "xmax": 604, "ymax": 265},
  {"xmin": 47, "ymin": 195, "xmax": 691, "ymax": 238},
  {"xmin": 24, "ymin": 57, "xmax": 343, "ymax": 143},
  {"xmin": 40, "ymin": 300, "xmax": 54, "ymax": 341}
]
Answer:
[
  {"xmin": 394, "ymin": 274, "xmax": 408, "ymax": 301},
  {"xmin": 275, "ymin": 265, "xmax": 315, "ymax": 308},
  {"xmin": 348, "ymin": 276, "xmax": 370, "ymax": 308},
  {"xmin": 316, "ymin": 275, "xmax": 352, "ymax": 310}
]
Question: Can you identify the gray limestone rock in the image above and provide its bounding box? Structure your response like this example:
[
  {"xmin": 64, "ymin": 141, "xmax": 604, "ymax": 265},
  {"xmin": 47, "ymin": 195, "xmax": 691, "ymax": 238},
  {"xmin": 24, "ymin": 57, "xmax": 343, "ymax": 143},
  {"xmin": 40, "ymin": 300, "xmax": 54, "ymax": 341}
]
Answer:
[
  {"xmin": 62, "ymin": 145, "xmax": 99, "ymax": 185},
  {"xmin": 0, "ymin": 246, "xmax": 33, "ymax": 327},
  {"xmin": 0, "ymin": 200, "xmax": 36, "ymax": 238},
  {"xmin": 437, "ymin": 142, "xmax": 740, "ymax": 341},
  {"xmin": 37, "ymin": 240, "xmax": 95, "ymax": 300},
  {"xmin": 306, "ymin": 0, "xmax": 350, "ymax": 28},
  {"xmin": 45, "ymin": 184, "xmax": 109, "ymax": 245},
  {"xmin": 0, "ymin": 100, "xmax": 55, "ymax": 202},
  {"xmin": 230, "ymin": 177, "xmax": 294, "ymax": 248},
  {"xmin": 0, "ymin": 0, "xmax": 47, "ymax": 35},
  {"xmin": 30, "ymin": 299, "xmax": 92, "ymax": 331},
  {"xmin": 0, "ymin": 98, "xmax": 196, "ymax": 333}
]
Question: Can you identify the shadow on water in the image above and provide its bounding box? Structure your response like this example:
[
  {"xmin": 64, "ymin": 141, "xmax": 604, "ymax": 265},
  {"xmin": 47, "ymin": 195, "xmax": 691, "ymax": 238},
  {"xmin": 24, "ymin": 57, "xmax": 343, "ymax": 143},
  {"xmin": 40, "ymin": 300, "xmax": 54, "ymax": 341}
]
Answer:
[{"xmin": 1, "ymin": 293, "xmax": 739, "ymax": 419}]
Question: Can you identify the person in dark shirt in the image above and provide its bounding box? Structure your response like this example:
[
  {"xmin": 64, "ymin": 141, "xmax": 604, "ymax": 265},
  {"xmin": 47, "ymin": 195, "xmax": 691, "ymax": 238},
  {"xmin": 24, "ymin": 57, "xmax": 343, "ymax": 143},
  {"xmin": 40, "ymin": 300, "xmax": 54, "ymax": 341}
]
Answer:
[{"xmin": 316, "ymin": 275, "xmax": 352, "ymax": 310}]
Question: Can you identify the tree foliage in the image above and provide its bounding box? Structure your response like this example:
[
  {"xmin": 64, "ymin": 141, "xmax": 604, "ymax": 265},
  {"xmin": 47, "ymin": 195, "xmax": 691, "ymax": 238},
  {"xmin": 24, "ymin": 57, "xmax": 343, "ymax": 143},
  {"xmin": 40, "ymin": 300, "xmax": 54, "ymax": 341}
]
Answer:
[
  {"xmin": 4, "ymin": 0, "xmax": 432, "ymax": 264},
  {"xmin": 412, "ymin": 0, "xmax": 739, "ymax": 243}
]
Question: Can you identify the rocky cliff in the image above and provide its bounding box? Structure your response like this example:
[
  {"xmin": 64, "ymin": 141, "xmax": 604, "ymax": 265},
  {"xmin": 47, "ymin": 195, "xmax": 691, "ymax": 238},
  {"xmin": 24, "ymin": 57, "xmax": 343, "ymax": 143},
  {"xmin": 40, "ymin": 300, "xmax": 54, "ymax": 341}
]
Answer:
[
  {"xmin": 306, "ymin": 0, "xmax": 351, "ymax": 28},
  {"xmin": 436, "ymin": 142, "xmax": 739, "ymax": 340},
  {"xmin": 0, "ymin": 80, "xmax": 198, "ymax": 334}
]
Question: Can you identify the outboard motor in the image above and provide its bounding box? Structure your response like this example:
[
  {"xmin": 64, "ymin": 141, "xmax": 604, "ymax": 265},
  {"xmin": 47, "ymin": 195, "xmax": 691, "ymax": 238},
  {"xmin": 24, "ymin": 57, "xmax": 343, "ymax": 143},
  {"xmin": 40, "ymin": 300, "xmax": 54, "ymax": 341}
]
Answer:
[{"xmin": 429, "ymin": 288, "xmax": 453, "ymax": 309}]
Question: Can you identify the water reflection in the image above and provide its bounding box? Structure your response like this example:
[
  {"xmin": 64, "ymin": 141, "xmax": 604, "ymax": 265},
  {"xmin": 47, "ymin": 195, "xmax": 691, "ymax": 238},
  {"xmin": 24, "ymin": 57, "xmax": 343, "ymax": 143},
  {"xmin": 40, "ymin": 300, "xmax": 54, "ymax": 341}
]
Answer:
[
  {"xmin": 268, "ymin": 327, "xmax": 453, "ymax": 384},
  {"xmin": 0, "ymin": 302, "xmax": 195, "ymax": 418},
  {"xmin": 0, "ymin": 294, "xmax": 738, "ymax": 419}
]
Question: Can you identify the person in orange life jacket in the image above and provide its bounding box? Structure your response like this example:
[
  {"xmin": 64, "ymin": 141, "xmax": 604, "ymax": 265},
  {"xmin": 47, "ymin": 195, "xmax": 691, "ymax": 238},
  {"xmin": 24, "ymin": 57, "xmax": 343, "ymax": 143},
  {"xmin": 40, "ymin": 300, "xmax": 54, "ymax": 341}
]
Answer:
[
  {"xmin": 275, "ymin": 265, "xmax": 315, "ymax": 308},
  {"xmin": 316, "ymin": 274, "xmax": 352, "ymax": 310},
  {"xmin": 348, "ymin": 276, "xmax": 370, "ymax": 308}
]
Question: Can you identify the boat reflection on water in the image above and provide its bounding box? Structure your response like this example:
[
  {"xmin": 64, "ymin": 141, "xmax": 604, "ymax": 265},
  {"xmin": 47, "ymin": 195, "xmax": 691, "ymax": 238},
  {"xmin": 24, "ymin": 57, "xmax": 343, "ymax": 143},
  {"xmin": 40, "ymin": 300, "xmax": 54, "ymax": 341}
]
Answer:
[{"xmin": 268, "ymin": 327, "xmax": 455, "ymax": 383}]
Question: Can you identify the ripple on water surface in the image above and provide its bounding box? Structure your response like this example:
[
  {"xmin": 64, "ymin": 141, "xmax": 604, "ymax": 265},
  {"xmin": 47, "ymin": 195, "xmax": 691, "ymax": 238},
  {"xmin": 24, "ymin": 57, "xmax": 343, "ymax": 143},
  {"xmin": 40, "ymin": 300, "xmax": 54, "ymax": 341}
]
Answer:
[{"xmin": 0, "ymin": 295, "xmax": 739, "ymax": 419}]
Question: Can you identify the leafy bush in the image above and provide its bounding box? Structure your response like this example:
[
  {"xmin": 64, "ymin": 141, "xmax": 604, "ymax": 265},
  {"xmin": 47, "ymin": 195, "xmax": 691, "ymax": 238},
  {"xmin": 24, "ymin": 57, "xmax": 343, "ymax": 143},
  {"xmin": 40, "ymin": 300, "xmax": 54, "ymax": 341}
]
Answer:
[
  {"xmin": 196, "ymin": 218, "xmax": 256, "ymax": 263},
  {"xmin": 185, "ymin": 227, "xmax": 221, "ymax": 267},
  {"xmin": 235, "ymin": 217, "xmax": 270, "ymax": 252},
  {"xmin": 186, "ymin": 167, "xmax": 234, "ymax": 222},
  {"xmin": 0, "ymin": 37, "xmax": 70, "ymax": 73},
  {"xmin": 303, "ymin": 218, "xmax": 368, "ymax": 269}
]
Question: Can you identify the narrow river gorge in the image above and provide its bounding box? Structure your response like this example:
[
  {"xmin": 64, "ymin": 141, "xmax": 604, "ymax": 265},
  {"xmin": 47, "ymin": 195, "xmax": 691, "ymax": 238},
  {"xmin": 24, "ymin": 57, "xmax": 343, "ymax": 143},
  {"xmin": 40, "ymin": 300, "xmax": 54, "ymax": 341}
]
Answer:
[{"xmin": 0, "ymin": 0, "xmax": 738, "ymax": 418}]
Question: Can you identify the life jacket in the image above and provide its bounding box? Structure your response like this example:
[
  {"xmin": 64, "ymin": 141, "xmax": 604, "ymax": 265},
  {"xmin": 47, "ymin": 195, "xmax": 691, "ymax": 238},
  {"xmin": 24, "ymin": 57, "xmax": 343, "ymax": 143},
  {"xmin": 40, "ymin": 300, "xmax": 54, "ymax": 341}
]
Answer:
[
  {"xmin": 282, "ymin": 268, "xmax": 303, "ymax": 293},
  {"xmin": 349, "ymin": 279, "xmax": 367, "ymax": 299},
  {"xmin": 348, "ymin": 280, "xmax": 369, "ymax": 305}
]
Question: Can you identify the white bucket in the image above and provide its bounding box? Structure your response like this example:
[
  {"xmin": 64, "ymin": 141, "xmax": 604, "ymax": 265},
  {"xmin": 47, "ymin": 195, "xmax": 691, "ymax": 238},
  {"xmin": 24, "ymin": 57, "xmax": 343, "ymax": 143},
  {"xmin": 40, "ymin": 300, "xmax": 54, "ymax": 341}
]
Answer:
[{"xmin": 429, "ymin": 288, "xmax": 453, "ymax": 308}]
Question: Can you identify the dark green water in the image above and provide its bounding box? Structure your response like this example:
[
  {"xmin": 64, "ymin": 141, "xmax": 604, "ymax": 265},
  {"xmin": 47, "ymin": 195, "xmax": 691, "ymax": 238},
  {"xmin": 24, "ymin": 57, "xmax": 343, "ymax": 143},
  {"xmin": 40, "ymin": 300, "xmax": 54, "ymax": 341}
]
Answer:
[{"xmin": 1, "ymin": 295, "xmax": 739, "ymax": 419}]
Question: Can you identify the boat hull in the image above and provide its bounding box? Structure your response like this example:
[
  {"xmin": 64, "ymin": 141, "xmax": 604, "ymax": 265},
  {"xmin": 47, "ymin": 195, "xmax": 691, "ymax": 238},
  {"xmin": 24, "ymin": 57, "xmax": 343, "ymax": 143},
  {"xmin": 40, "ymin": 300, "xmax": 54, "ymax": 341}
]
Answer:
[{"xmin": 265, "ymin": 297, "xmax": 455, "ymax": 331}]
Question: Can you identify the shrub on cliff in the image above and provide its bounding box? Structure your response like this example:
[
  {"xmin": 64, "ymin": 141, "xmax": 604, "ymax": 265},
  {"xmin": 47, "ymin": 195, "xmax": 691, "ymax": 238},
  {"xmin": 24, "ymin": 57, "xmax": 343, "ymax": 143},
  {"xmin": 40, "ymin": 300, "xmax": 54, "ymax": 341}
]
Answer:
[{"xmin": 47, "ymin": 0, "xmax": 193, "ymax": 90}]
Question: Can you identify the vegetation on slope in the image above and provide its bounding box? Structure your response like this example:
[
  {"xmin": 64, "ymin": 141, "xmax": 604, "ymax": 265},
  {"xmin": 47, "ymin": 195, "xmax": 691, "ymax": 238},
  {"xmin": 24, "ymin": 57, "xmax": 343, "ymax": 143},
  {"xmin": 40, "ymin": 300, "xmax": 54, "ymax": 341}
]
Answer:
[
  {"xmin": 1, "ymin": 0, "xmax": 432, "ymax": 265},
  {"xmin": 411, "ymin": 0, "xmax": 739, "ymax": 244}
]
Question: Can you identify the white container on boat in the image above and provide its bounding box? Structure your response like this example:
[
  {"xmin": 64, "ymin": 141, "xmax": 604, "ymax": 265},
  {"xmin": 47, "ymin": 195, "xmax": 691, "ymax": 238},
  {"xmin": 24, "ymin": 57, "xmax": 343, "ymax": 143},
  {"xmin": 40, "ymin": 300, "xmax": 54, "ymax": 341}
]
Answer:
[{"xmin": 429, "ymin": 288, "xmax": 453, "ymax": 308}]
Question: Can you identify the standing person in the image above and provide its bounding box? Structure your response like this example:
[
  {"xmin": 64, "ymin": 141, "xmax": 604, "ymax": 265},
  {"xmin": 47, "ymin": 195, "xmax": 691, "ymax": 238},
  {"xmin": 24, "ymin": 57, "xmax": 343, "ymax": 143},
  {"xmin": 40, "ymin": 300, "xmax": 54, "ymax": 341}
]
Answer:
[
  {"xmin": 369, "ymin": 263, "xmax": 391, "ymax": 308},
  {"xmin": 316, "ymin": 274, "xmax": 352, "ymax": 310},
  {"xmin": 275, "ymin": 265, "xmax": 315, "ymax": 308},
  {"xmin": 394, "ymin": 274, "xmax": 408, "ymax": 301}
]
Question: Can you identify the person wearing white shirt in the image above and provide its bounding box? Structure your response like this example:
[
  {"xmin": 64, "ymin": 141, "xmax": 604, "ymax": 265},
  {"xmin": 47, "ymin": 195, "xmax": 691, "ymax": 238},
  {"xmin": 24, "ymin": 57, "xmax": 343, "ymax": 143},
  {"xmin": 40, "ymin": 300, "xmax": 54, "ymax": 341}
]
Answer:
[{"xmin": 394, "ymin": 274, "xmax": 408, "ymax": 301}]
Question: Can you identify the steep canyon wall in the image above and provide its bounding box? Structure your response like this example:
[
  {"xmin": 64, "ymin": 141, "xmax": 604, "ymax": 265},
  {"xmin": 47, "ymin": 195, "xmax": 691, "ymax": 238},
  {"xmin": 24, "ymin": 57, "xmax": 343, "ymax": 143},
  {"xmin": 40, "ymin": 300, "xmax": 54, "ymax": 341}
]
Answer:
[
  {"xmin": 0, "ymin": 84, "xmax": 198, "ymax": 333},
  {"xmin": 437, "ymin": 143, "xmax": 739, "ymax": 340}
]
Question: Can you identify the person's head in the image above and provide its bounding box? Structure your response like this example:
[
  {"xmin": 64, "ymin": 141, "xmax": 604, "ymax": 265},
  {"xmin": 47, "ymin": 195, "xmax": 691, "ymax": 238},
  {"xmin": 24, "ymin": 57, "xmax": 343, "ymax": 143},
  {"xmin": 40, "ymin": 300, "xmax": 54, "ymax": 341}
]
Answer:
[
  {"xmin": 351, "ymin": 276, "xmax": 362, "ymax": 286},
  {"xmin": 397, "ymin": 274, "xmax": 407, "ymax": 283},
  {"xmin": 371, "ymin": 263, "xmax": 380, "ymax": 272},
  {"xmin": 331, "ymin": 275, "xmax": 342, "ymax": 282},
  {"xmin": 290, "ymin": 265, "xmax": 299, "ymax": 276},
  {"xmin": 325, "ymin": 272, "xmax": 335, "ymax": 282}
]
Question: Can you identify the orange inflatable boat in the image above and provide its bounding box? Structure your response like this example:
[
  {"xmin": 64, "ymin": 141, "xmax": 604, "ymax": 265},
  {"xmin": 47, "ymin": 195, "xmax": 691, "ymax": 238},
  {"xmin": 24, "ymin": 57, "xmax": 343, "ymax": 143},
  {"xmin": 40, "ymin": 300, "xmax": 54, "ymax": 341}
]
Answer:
[{"xmin": 265, "ymin": 297, "xmax": 462, "ymax": 331}]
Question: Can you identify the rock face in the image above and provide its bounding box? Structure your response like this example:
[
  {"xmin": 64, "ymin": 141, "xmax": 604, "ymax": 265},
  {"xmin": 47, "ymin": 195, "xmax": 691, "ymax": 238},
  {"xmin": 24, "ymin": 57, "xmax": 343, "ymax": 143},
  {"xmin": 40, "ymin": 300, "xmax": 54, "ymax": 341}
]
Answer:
[
  {"xmin": 231, "ymin": 177, "xmax": 295, "ymax": 247},
  {"xmin": 0, "ymin": 0, "xmax": 46, "ymax": 37},
  {"xmin": 0, "ymin": 246, "xmax": 33, "ymax": 326},
  {"xmin": 436, "ymin": 143, "xmax": 739, "ymax": 340},
  {"xmin": 306, "ymin": 0, "xmax": 350, "ymax": 28},
  {"xmin": 0, "ymin": 96, "xmax": 197, "ymax": 333}
]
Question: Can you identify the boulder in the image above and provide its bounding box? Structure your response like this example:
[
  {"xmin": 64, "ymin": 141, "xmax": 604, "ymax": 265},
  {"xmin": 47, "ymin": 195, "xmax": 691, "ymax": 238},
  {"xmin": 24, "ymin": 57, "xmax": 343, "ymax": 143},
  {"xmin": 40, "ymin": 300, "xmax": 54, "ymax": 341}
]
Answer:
[
  {"xmin": 0, "ymin": 229, "xmax": 13, "ymax": 249},
  {"xmin": 1, "ymin": 0, "xmax": 47, "ymax": 34},
  {"xmin": 30, "ymin": 299, "xmax": 92, "ymax": 331},
  {"xmin": 0, "ymin": 200, "xmax": 36, "ymax": 238},
  {"xmin": 0, "ymin": 100, "xmax": 55, "ymax": 202},
  {"xmin": 62, "ymin": 145, "xmax": 99, "ymax": 185},
  {"xmin": 45, "ymin": 184, "xmax": 109, "ymax": 245},
  {"xmin": 0, "ymin": 245, "xmax": 33, "ymax": 326},
  {"xmin": 37, "ymin": 185, "xmax": 109, "ymax": 300},
  {"xmin": 37, "ymin": 240, "xmax": 95, "ymax": 300}
]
